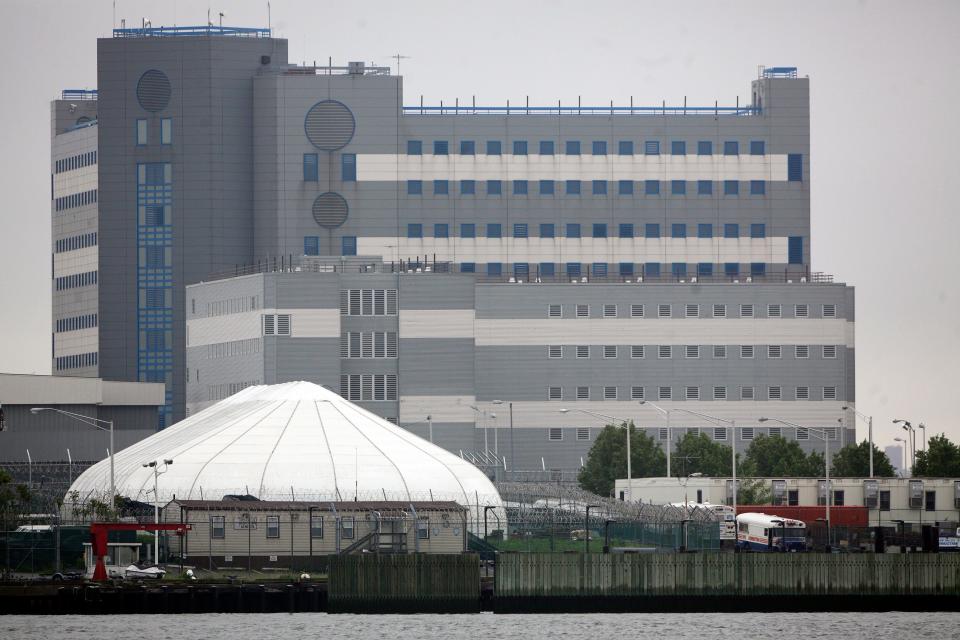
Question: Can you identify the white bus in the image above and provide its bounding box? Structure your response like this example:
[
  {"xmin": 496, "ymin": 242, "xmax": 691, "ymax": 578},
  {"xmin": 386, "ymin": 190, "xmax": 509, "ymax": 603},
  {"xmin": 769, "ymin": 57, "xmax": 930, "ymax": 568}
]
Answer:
[
  {"xmin": 671, "ymin": 502, "xmax": 736, "ymax": 541},
  {"xmin": 736, "ymin": 512, "xmax": 806, "ymax": 551}
]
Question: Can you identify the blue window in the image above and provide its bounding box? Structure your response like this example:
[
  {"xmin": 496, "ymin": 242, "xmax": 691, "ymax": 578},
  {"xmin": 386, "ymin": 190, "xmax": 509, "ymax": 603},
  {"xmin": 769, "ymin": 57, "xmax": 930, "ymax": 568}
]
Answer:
[
  {"xmin": 434, "ymin": 180, "xmax": 449, "ymax": 195},
  {"xmin": 145, "ymin": 329, "xmax": 165, "ymax": 352},
  {"xmin": 672, "ymin": 263, "xmax": 687, "ymax": 277},
  {"xmin": 514, "ymin": 223, "xmax": 528, "ymax": 238},
  {"xmin": 592, "ymin": 180, "xmax": 607, "ymax": 195},
  {"xmin": 618, "ymin": 180, "xmax": 634, "ymax": 195},
  {"xmin": 341, "ymin": 153, "xmax": 356, "ymax": 181},
  {"xmin": 593, "ymin": 223, "xmax": 607, "ymax": 238},
  {"xmin": 461, "ymin": 180, "xmax": 476, "ymax": 195},
  {"xmin": 592, "ymin": 263, "xmax": 608, "ymax": 277},
  {"xmin": 724, "ymin": 141, "xmax": 739, "ymax": 156},
  {"xmin": 566, "ymin": 140, "xmax": 581, "ymax": 155},
  {"xmin": 460, "ymin": 140, "xmax": 475, "ymax": 155},
  {"xmin": 592, "ymin": 141, "xmax": 607, "ymax": 155},
  {"xmin": 645, "ymin": 262, "xmax": 661, "ymax": 277},
  {"xmin": 487, "ymin": 140, "xmax": 501, "ymax": 155},
  {"xmin": 539, "ymin": 180, "xmax": 554, "ymax": 195},
  {"xmin": 788, "ymin": 236, "xmax": 804, "ymax": 264},
  {"xmin": 566, "ymin": 180, "xmax": 581, "ymax": 195},
  {"xmin": 145, "ymin": 246, "xmax": 165, "ymax": 268},
  {"xmin": 407, "ymin": 140, "xmax": 422, "ymax": 155},
  {"xmin": 513, "ymin": 180, "xmax": 528, "ymax": 195},
  {"xmin": 750, "ymin": 140, "xmax": 765, "ymax": 156},
  {"xmin": 434, "ymin": 223, "xmax": 449, "ymax": 238},
  {"xmin": 303, "ymin": 153, "xmax": 318, "ymax": 181},
  {"xmin": 645, "ymin": 223, "xmax": 660, "ymax": 239},
  {"xmin": 513, "ymin": 140, "xmax": 528, "ymax": 155},
  {"xmin": 619, "ymin": 262, "xmax": 634, "ymax": 276},
  {"xmin": 407, "ymin": 180, "xmax": 423, "ymax": 195},
  {"xmin": 487, "ymin": 180, "xmax": 502, "ymax": 195},
  {"xmin": 724, "ymin": 223, "xmax": 739, "ymax": 238},
  {"xmin": 487, "ymin": 263, "xmax": 502, "ymax": 276},
  {"xmin": 342, "ymin": 236, "xmax": 357, "ymax": 256},
  {"xmin": 461, "ymin": 262, "xmax": 476, "ymax": 273},
  {"xmin": 645, "ymin": 140, "xmax": 660, "ymax": 155},
  {"xmin": 697, "ymin": 140, "xmax": 712, "ymax": 155},
  {"xmin": 619, "ymin": 223, "xmax": 634, "ymax": 238},
  {"xmin": 540, "ymin": 223, "xmax": 555, "ymax": 238},
  {"xmin": 724, "ymin": 180, "xmax": 739, "ymax": 195},
  {"xmin": 671, "ymin": 141, "xmax": 686, "ymax": 155},
  {"xmin": 671, "ymin": 223, "xmax": 687, "ymax": 239},
  {"xmin": 671, "ymin": 180, "xmax": 686, "ymax": 195},
  {"xmin": 697, "ymin": 224, "xmax": 713, "ymax": 239},
  {"xmin": 566, "ymin": 223, "xmax": 581, "ymax": 239},
  {"xmin": 697, "ymin": 180, "xmax": 712, "ymax": 195},
  {"xmin": 303, "ymin": 236, "xmax": 319, "ymax": 256},
  {"xmin": 645, "ymin": 180, "xmax": 660, "ymax": 195},
  {"xmin": 433, "ymin": 140, "xmax": 448, "ymax": 155},
  {"xmin": 407, "ymin": 223, "xmax": 423, "ymax": 238},
  {"xmin": 487, "ymin": 223, "xmax": 502, "ymax": 238},
  {"xmin": 750, "ymin": 262, "xmax": 766, "ymax": 276},
  {"xmin": 698, "ymin": 263, "xmax": 713, "ymax": 277},
  {"xmin": 750, "ymin": 223, "xmax": 766, "ymax": 239},
  {"xmin": 788, "ymin": 153, "xmax": 803, "ymax": 181},
  {"xmin": 539, "ymin": 140, "xmax": 554, "ymax": 155},
  {"xmin": 750, "ymin": 180, "xmax": 766, "ymax": 195},
  {"xmin": 514, "ymin": 263, "xmax": 530, "ymax": 277},
  {"xmin": 725, "ymin": 263, "xmax": 739, "ymax": 277},
  {"xmin": 460, "ymin": 223, "xmax": 476, "ymax": 238},
  {"xmin": 618, "ymin": 141, "xmax": 634, "ymax": 155},
  {"xmin": 566, "ymin": 263, "xmax": 582, "ymax": 277},
  {"xmin": 540, "ymin": 262, "xmax": 555, "ymax": 277}
]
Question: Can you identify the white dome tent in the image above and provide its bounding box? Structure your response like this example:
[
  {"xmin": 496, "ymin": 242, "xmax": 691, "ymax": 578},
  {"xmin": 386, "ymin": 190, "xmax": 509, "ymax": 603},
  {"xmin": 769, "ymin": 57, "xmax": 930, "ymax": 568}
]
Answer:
[{"xmin": 66, "ymin": 381, "xmax": 504, "ymax": 528}]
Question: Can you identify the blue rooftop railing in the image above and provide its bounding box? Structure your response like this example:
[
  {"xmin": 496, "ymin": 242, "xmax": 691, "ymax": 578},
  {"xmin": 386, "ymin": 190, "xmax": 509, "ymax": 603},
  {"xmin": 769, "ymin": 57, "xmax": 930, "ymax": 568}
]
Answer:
[
  {"xmin": 112, "ymin": 25, "xmax": 271, "ymax": 38},
  {"xmin": 762, "ymin": 66, "xmax": 798, "ymax": 78},
  {"xmin": 62, "ymin": 89, "xmax": 98, "ymax": 101},
  {"xmin": 401, "ymin": 104, "xmax": 759, "ymax": 116}
]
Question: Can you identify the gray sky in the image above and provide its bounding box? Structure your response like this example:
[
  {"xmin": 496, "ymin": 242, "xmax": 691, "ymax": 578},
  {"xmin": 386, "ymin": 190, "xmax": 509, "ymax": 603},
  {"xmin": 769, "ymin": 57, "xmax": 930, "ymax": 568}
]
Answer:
[{"xmin": 1, "ymin": 0, "xmax": 957, "ymax": 452}]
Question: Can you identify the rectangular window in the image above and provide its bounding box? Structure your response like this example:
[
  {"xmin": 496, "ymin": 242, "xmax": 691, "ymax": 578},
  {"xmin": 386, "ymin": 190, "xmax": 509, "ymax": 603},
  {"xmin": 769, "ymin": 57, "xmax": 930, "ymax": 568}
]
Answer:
[
  {"xmin": 592, "ymin": 141, "xmax": 607, "ymax": 155},
  {"xmin": 741, "ymin": 386, "xmax": 755, "ymax": 400},
  {"xmin": 658, "ymin": 345, "xmax": 672, "ymax": 359},
  {"xmin": 407, "ymin": 223, "xmax": 423, "ymax": 239},
  {"xmin": 672, "ymin": 223, "xmax": 687, "ymax": 238},
  {"xmin": 407, "ymin": 180, "xmax": 422, "ymax": 195},
  {"xmin": 549, "ymin": 427, "xmax": 563, "ymax": 440},
  {"xmin": 160, "ymin": 118, "xmax": 172, "ymax": 145},
  {"xmin": 565, "ymin": 140, "xmax": 581, "ymax": 155},
  {"xmin": 539, "ymin": 180, "xmax": 555, "ymax": 195},
  {"xmin": 460, "ymin": 262, "xmax": 475, "ymax": 273},
  {"xmin": 430, "ymin": 223, "xmax": 448, "ymax": 239},
  {"xmin": 407, "ymin": 140, "xmax": 422, "ymax": 155},
  {"xmin": 879, "ymin": 491, "xmax": 891, "ymax": 511},
  {"xmin": 342, "ymin": 153, "xmax": 357, "ymax": 181},
  {"xmin": 631, "ymin": 345, "xmax": 645, "ymax": 358},
  {"xmin": 460, "ymin": 140, "xmax": 475, "ymax": 155},
  {"xmin": 769, "ymin": 386, "xmax": 782, "ymax": 400},
  {"xmin": 303, "ymin": 153, "xmax": 319, "ymax": 181},
  {"xmin": 566, "ymin": 180, "xmax": 581, "ymax": 195},
  {"xmin": 486, "ymin": 223, "xmax": 502, "ymax": 238},
  {"xmin": 618, "ymin": 223, "xmax": 634, "ymax": 239},
  {"xmin": 768, "ymin": 345, "xmax": 782, "ymax": 358},
  {"xmin": 697, "ymin": 223, "xmax": 713, "ymax": 239},
  {"xmin": 592, "ymin": 180, "xmax": 607, "ymax": 195},
  {"xmin": 788, "ymin": 153, "xmax": 803, "ymax": 181},
  {"xmin": 210, "ymin": 515, "xmax": 225, "ymax": 539},
  {"xmin": 487, "ymin": 180, "xmax": 502, "ymax": 195},
  {"xmin": 486, "ymin": 263, "xmax": 502, "ymax": 276},
  {"xmin": 631, "ymin": 386, "xmax": 645, "ymax": 400},
  {"xmin": 538, "ymin": 140, "xmax": 553, "ymax": 155},
  {"xmin": 645, "ymin": 223, "xmax": 660, "ymax": 239},
  {"xmin": 567, "ymin": 262, "xmax": 582, "ymax": 277},
  {"xmin": 513, "ymin": 180, "xmax": 528, "ymax": 195},
  {"xmin": 713, "ymin": 345, "xmax": 727, "ymax": 358},
  {"xmin": 483, "ymin": 140, "xmax": 502, "ymax": 156},
  {"xmin": 750, "ymin": 140, "xmax": 765, "ymax": 156},
  {"xmin": 671, "ymin": 180, "xmax": 686, "ymax": 195},
  {"xmin": 795, "ymin": 345, "xmax": 810, "ymax": 358},
  {"xmin": 724, "ymin": 180, "xmax": 739, "ymax": 195},
  {"xmin": 592, "ymin": 223, "xmax": 607, "ymax": 238},
  {"xmin": 750, "ymin": 223, "xmax": 766, "ymax": 239},
  {"xmin": 645, "ymin": 180, "xmax": 660, "ymax": 195},
  {"xmin": 925, "ymin": 491, "xmax": 936, "ymax": 511},
  {"xmin": 604, "ymin": 345, "xmax": 617, "ymax": 359},
  {"xmin": 671, "ymin": 140, "xmax": 686, "ymax": 155},
  {"xmin": 659, "ymin": 386, "xmax": 672, "ymax": 400},
  {"xmin": 514, "ymin": 140, "xmax": 528, "ymax": 155},
  {"xmin": 576, "ymin": 386, "xmax": 590, "ymax": 400},
  {"xmin": 618, "ymin": 140, "xmax": 634, "ymax": 155},
  {"xmin": 548, "ymin": 345, "xmax": 563, "ymax": 358},
  {"xmin": 461, "ymin": 180, "xmax": 475, "ymax": 195},
  {"xmin": 741, "ymin": 345, "xmax": 755, "ymax": 358},
  {"xmin": 618, "ymin": 180, "xmax": 634, "ymax": 195},
  {"xmin": 341, "ymin": 517, "xmax": 355, "ymax": 540},
  {"xmin": 697, "ymin": 140, "xmax": 712, "ymax": 155},
  {"xmin": 433, "ymin": 140, "xmax": 448, "ymax": 155},
  {"xmin": 823, "ymin": 345, "xmax": 837, "ymax": 359},
  {"xmin": 645, "ymin": 263, "xmax": 661, "ymax": 277},
  {"xmin": 644, "ymin": 140, "xmax": 660, "ymax": 155},
  {"xmin": 604, "ymin": 386, "xmax": 617, "ymax": 400},
  {"xmin": 672, "ymin": 263, "xmax": 687, "ymax": 278},
  {"xmin": 303, "ymin": 236, "xmax": 320, "ymax": 256},
  {"xmin": 714, "ymin": 386, "xmax": 727, "ymax": 400},
  {"xmin": 565, "ymin": 223, "xmax": 582, "ymax": 239},
  {"xmin": 532, "ymin": 223, "xmax": 553, "ymax": 239},
  {"xmin": 750, "ymin": 180, "xmax": 766, "ymax": 195},
  {"xmin": 266, "ymin": 515, "xmax": 280, "ymax": 538},
  {"xmin": 539, "ymin": 263, "xmax": 555, "ymax": 277},
  {"xmin": 768, "ymin": 304, "xmax": 782, "ymax": 318},
  {"xmin": 724, "ymin": 141, "xmax": 739, "ymax": 156},
  {"xmin": 434, "ymin": 179, "xmax": 449, "ymax": 195},
  {"xmin": 310, "ymin": 515, "xmax": 324, "ymax": 539},
  {"xmin": 417, "ymin": 518, "xmax": 430, "ymax": 540},
  {"xmin": 513, "ymin": 223, "xmax": 528, "ymax": 239},
  {"xmin": 685, "ymin": 345, "xmax": 700, "ymax": 358},
  {"xmin": 136, "ymin": 118, "xmax": 147, "ymax": 145},
  {"xmin": 697, "ymin": 180, "xmax": 712, "ymax": 195}
]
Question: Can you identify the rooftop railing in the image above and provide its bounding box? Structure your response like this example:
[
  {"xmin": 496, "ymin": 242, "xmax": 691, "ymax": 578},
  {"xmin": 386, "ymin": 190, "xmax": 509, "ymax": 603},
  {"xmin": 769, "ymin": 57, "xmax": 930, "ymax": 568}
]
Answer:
[
  {"xmin": 61, "ymin": 89, "xmax": 98, "ymax": 101},
  {"xmin": 402, "ymin": 104, "xmax": 760, "ymax": 116},
  {"xmin": 112, "ymin": 25, "xmax": 271, "ymax": 38},
  {"xmin": 762, "ymin": 66, "xmax": 799, "ymax": 78}
]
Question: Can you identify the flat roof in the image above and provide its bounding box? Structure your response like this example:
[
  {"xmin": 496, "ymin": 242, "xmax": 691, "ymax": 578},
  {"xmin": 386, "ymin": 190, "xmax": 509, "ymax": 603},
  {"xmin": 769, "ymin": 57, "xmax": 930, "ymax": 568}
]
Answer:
[
  {"xmin": 170, "ymin": 499, "xmax": 466, "ymax": 513},
  {"xmin": 0, "ymin": 373, "xmax": 165, "ymax": 407}
]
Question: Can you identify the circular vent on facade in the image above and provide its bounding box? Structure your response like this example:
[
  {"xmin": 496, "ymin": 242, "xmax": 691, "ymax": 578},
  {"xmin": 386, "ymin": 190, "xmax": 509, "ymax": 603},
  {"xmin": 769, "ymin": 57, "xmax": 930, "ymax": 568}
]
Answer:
[
  {"xmin": 312, "ymin": 192, "xmax": 349, "ymax": 228},
  {"xmin": 304, "ymin": 100, "xmax": 355, "ymax": 150},
  {"xmin": 136, "ymin": 69, "xmax": 172, "ymax": 112}
]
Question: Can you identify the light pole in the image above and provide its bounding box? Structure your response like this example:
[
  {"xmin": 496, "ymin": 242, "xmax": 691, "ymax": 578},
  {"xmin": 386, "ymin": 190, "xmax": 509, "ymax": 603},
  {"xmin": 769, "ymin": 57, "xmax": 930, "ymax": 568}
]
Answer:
[
  {"xmin": 669, "ymin": 408, "xmax": 739, "ymax": 523},
  {"xmin": 760, "ymin": 417, "xmax": 832, "ymax": 549},
  {"xmin": 559, "ymin": 408, "xmax": 633, "ymax": 501},
  {"xmin": 492, "ymin": 400, "xmax": 513, "ymax": 480},
  {"xmin": 31, "ymin": 408, "xmax": 115, "ymax": 504},
  {"xmin": 842, "ymin": 406, "xmax": 873, "ymax": 478},
  {"xmin": 142, "ymin": 459, "xmax": 173, "ymax": 564},
  {"xmin": 893, "ymin": 437, "xmax": 907, "ymax": 476},
  {"xmin": 893, "ymin": 419, "xmax": 915, "ymax": 470},
  {"xmin": 469, "ymin": 405, "xmax": 497, "ymax": 454},
  {"xmin": 638, "ymin": 400, "xmax": 671, "ymax": 477},
  {"xmin": 918, "ymin": 423, "xmax": 926, "ymax": 453}
]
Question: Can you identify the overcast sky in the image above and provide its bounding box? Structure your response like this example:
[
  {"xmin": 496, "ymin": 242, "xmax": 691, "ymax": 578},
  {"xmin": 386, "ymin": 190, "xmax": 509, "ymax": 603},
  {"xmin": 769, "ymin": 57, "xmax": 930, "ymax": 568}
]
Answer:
[{"xmin": 0, "ymin": 0, "xmax": 957, "ymax": 453}]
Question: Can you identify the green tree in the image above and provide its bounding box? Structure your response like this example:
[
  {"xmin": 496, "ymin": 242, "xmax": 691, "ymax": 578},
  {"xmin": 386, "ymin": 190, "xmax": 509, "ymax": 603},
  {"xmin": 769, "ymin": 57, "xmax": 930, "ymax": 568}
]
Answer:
[
  {"xmin": 830, "ymin": 440, "xmax": 897, "ymax": 477},
  {"xmin": 672, "ymin": 432, "xmax": 732, "ymax": 477},
  {"xmin": 578, "ymin": 423, "xmax": 666, "ymax": 496},
  {"xmin": 740, "ymin": 434, "xmax": 825, "ymax": 477},
  {"xmin": 0, "ymin": 468, "xmax": 32, "ymax": 525},
  {"xmin": 913, "ymin": 434, "xmax": 960, "ymax": 477},
  {"xmin": 737, "ymin": 478, "xmax": 773, "ymax": 505}
]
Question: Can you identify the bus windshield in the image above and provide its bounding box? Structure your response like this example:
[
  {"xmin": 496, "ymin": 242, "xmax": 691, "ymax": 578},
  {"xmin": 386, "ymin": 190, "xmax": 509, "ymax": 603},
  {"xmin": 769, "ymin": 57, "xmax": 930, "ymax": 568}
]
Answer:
[{"xmin": 773, "ymin": 527, "xmax": 805, "ymax": 538}]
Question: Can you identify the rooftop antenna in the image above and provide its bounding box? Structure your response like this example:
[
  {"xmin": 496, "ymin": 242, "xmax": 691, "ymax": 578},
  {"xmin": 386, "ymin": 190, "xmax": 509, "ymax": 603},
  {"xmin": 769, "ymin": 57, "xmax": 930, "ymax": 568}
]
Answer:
[
  {"xmin": 219, "ymin": 12, "xmax": 224, "ymax": 28},
  {"xmin": 390, "ymin": 53, "xmax": 410, "ymax": 75},
  {"xmin": 267, "ymin": 2, "xmax": 271, "ymax": 34}
]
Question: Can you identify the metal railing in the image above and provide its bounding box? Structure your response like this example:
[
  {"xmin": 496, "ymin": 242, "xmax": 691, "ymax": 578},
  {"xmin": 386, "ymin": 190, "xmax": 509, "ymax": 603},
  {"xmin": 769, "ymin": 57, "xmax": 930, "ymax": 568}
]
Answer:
[
  {"xmin": 112, "ymin": 25, "xmax": 271, "ymax": 39},
  {"xmin": 61, "ymin": 89, "xmax": 97, "ymax": 101},
  {"xmin": 402, "ymin": 104, "xmax": 760, "ymax": 117}
]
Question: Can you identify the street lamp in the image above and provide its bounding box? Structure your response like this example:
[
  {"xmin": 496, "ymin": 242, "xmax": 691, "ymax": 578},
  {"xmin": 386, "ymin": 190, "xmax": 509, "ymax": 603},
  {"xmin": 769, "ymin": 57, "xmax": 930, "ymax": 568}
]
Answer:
[
  {"xmin": 31, "ymin": 408, "xmax": 115, "ymax": 504},
  {"xmin": 918, "ymin": 423, "xmax": 926, "ymax": 453},
  {"xmin": 760, "ymin": 417, "xmax": 832, "ymax": 549},
  {"xmin": 469, "ymin": 405, "xmax": 497, "ymax": 454},
  {"xmin": 491, "ymin": 400, "xmax": 513, "ymax": 480},
  {"xmin": 559, "ymin": 408, "xmax": 633, "ymax": 501},
  {"xmin": 142, "ymin": 458, "xmax": 173, "ymax": 564},
  {"xmin": 638, "ymin": 400, "xmax": 672, "ymax": 477},
  {"xmin": 842, "ymin": 406, "xmax": 873, "ymax": 478},
  {"xmin": 893, "ymin": 419, "xmax": 915, "ymax": 469},
  {"xmin": 669, "ymin": 408, "xmax": 739, "ymax": 523}
]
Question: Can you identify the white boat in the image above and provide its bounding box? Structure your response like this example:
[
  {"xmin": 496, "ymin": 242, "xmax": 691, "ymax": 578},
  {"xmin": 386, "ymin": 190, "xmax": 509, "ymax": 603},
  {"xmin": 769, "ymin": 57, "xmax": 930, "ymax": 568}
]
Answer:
[{"xmin": 124, "ymin": 564, "xmax": 166, "ymax": 580}]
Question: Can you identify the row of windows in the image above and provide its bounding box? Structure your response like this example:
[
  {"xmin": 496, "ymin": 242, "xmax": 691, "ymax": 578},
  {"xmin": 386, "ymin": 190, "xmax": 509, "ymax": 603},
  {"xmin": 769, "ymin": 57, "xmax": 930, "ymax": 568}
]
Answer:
[
  {"xmin": 136, "ymin": 118, "xmax": 173, "ymax": 146},
  {"xmin": 54, "ymin": 189, "xmax": 98, "ymax": 212},
  {"xmin": 55, "ymin": 351, "xmax": 98, "ymax": 371},
  {"xmin": 205, "ymin": 338, "xmax": 262, "ymax": 360},
  {"xmin": 461, "ymin": 261, "xmax": 772, "ymax": 278},
  {"xmin": 547, "ymin": 344, "xmax": 840, "ymax": 359},
  {"xmin": 55, "ymin": 232, "xmax": 98, "ymax": 254},
  {"xmin": 55, "ymin": 270, "xmax": 97, "ymax": 291},
  {"xmin": 340, "ymin": 332, "xmax": 399, "ymax": 359},
  {"xmin": 544, "ymin": 425, "xmax": 833, "ymax": 442},
  {"xmin": 546, "ymin": 303, "xmax": 837, "ymax": 319},
  {"xmin": 54, "ymin": 150, "xmax": 97, "ymax": 174},
  {"xmin": 339, "ymin": 289, "xmax": 399, "ymax": 316},
  {"xmin": 209, "ymin": 515, "xmax": 433, "ymax": 541},
  {"xmin": 55, "ymin": 313, "xmax": 97, "ymax": 333},
  {"xmin": 406, "ymin": 179, "xmax": 769, "ymax": 197},
  {"xmin": 547, "ymin": 384, "xmax": 840, "ymax": 402},
  {"xmin": 195, "ymin": 295, "xmax": 261, "ymax": 318},
  {"xmin": 262, "ymin": 314, "xmax": 291, "ymax": 336},
  {"xmin": 408, "ymin": 139, "xmax": 773, "ymax": 157},
  {"xmin": 407, "ymin": 222, "xmax": 771, "ymax": 239},
  {"xmin": 340, "ymin": 374, "xmax": 399, "ymax": 402},
  {"xmin": 207, "ymin": 380, "xmax": 260, "ymax": 402}
]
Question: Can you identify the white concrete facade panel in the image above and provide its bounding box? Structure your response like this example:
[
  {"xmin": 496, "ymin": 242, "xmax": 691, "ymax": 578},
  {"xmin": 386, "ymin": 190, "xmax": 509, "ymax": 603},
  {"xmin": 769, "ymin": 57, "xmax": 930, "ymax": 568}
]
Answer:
[{"xmin": 187, "ymin": 308, "xmax": 340, "ymax": 347}]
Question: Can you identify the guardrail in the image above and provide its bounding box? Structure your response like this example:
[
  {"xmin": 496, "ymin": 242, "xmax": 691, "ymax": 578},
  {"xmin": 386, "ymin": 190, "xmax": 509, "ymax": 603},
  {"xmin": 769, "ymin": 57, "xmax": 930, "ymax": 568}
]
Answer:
[{"xmin": 402, "ymin": 105, "xmax": 760, "ymax": 116}]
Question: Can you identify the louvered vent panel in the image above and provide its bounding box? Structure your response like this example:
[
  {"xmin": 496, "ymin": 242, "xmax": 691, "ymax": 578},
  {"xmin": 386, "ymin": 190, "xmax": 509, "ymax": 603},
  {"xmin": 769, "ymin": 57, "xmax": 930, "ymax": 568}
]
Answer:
[
  {"xmin": 137, "ymin": 70, "xmax": 172, "ymax": 112},
  {"xmin": 304, "ymin": 100, "xmax": 355, "ymax": 150},
  {"xmin": 312, "ymin": 192, "xmax": 348, "ymax": 228}
]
